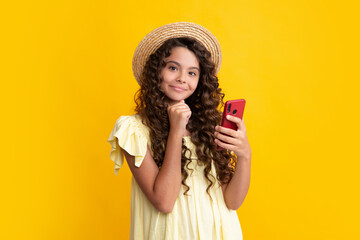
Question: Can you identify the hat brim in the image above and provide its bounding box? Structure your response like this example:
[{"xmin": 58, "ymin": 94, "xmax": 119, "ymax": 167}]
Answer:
[{"xmin": 132, "ymin": 22, "xmax": 222, "ymax": 85}]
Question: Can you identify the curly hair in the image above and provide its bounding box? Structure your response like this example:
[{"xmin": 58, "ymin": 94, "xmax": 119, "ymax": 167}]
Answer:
[{"xmin": 134, "ymin": 37, "xmax": 236, "ymax": 196}]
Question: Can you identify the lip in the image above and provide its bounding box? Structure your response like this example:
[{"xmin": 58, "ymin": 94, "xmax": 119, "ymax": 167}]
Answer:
[{"xmin": 170, "ymin": 85, "xmax": 186, "ymax": 92}]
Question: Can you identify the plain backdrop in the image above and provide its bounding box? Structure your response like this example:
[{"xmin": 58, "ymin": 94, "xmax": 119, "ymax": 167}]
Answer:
[{"xmin": 1, "ymin": 0, "xmax": 359, "ymax": 239}]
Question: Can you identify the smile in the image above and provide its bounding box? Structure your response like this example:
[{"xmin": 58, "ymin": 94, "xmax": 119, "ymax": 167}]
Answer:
[{"xmin": 170, "ymin": 86, "xmax": 186, "ymax": 92}]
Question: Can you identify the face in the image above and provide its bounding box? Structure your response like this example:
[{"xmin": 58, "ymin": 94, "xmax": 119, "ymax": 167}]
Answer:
[{"xmin": 159, "ymin": 47, "xmax": 200, "ymax": 105}]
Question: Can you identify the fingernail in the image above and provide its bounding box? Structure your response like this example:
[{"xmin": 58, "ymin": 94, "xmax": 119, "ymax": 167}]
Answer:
[{"xmin": 226, "ymin": 115, "xmax": 230, "ymax": 119}]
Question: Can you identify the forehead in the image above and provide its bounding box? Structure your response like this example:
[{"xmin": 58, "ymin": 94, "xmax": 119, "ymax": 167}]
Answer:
[{"xmin": 165, "ymin": 47, "xmax": 199, "ymax": 67}]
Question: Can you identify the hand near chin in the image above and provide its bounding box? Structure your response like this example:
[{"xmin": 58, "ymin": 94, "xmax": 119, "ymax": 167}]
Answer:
[{"xmin": 167, "ymin": 100, "xmax": 191, "ymax": 134}]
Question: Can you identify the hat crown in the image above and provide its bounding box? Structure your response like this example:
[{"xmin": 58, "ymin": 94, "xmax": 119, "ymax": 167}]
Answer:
[{"xmin": 132, "ymin": 22, "xmax": 222, "ymax": 85}]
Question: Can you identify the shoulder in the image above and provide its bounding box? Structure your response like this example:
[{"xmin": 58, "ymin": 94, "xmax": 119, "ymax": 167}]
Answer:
[
  {"xmin": 114, "ymin": 114, "xmax": 150, "ymax": 136},
  {"xmin": 107, "ymin": 114, "xmax": 152, "ymax": 173}
]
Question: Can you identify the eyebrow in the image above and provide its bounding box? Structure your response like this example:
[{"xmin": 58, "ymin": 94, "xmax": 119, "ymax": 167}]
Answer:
[{"xmin": 166, "ymin": 60, "xmax": 200, "ymax": 71}]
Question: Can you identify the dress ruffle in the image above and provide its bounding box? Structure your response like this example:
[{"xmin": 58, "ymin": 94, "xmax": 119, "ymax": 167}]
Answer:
[{"xmin": 107, "ymin": 115, "xmax": 149, "ymax": 175}]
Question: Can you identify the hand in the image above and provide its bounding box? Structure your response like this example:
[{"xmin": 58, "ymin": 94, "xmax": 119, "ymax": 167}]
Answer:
[
  {"xmin": 214, "ymin": 115, "xmax": 251, "ymax": 161},
  {"xmin": 167, "ymin": 100, "xmax": 191, "ymax": 135}
]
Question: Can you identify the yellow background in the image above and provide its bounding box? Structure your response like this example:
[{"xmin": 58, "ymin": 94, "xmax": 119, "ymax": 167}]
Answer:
[{"xmin": 1, "ymin": 0, "xmax": 359, "ymax": 239}]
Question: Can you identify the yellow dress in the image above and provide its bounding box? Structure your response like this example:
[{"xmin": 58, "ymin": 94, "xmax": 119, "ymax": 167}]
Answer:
[{"xmin": 107, "ymin": 114, "xmax": 243, "ymax": 240}]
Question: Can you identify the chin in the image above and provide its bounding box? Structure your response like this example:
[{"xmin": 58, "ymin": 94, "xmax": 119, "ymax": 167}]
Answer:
[
  {"xmin": 166, "ymin": 96, "xmax": 185, "ymax": 104},
  {"xmin": 168, "ymin": 95, "xmax": 184, "ymax": 101},
  {"xmin": 170, "ymin": 98, "xmax": 184, "ymax": 103}
]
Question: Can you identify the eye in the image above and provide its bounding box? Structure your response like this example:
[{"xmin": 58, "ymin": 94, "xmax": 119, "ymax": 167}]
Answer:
[
  {"xmin": 189, "ymin": 72, "xmax": 197, "ymax": 76},
  {"xmin": 169, "ymin": 66, "xmax": 177, "ymax": 71}
]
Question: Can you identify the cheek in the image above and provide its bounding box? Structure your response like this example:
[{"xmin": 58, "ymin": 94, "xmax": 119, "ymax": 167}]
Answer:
[
  {"xmin": 158, "ymin": 73, "xmax": 167, "ymax": 90},
  {"xmin": 160, "ymin": 72, "xmax": 171, "ymax": 83},
  {"xmin": 191, "ymin": 79, "xmax": 199, "ymax": 90}
]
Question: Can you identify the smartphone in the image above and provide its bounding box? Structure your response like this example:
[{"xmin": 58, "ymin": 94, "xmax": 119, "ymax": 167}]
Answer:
[{"xmin": 217, "ymin": 99, "xmax": 246, "ymax": 150}]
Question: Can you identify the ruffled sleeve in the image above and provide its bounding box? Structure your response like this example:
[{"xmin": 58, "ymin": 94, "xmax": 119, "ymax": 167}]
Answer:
[{"xmin": 107, "ymin": 115, "xmax": 149, "ymax": 175}]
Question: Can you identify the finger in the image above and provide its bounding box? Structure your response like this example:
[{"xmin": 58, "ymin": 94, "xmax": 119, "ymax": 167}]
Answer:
[
  {"xmin": 173, "ymin": 101, "xmax": 190, "ymax": 108},
  {"xmin": 226, "ymin": 115, "xmax": 242, "ymax": 130},
  {"xmin": 176, "ymin": 109, "xmax": 192, "ymax": 117},
  {"xmin": 214, "ymin": 138, "xmax": 236, "ymax": 152},
  {"xmin": 170, "ymin": 105, "xmax": 191, "ymax": 112},
  {"xmin": 171, "ymin": 102, "xmax": 186, "ymax": 108},
  {"xmin": 215, "ymin": 125, "xmax": 237, "ymax": 137},
  {"xmin": 214, "ymin": 131, "xmax": 238, "ymax": 145},
  {"xmin": 187, "ymin": 110, "xmax": 192, "ymax": 116},
  {"xmin": 173, "ymin": 107, "xmax": 191, "ymax": 113},
  {"xmin": 241, "ymin": 117, "xmax": 247, "ymax": 132}
]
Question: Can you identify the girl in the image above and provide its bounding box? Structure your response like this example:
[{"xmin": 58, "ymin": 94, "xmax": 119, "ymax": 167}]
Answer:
[{"xmin": 107, "ymin": 22, "xmax": 251, "ymax": 240}]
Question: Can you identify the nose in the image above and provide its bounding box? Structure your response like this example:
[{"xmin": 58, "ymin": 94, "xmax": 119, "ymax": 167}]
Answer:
[{"xmin": 176, "ymin": 70, "xmax": 187, "ymax": 83}]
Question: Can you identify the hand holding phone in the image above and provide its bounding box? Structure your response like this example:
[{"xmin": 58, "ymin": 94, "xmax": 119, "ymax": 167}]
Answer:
[{"xmin": 217, "ymin": 99, "xmax": 246, "ymax": 150}]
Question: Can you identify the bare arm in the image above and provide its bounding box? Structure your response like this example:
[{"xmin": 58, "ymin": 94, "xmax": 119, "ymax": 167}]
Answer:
[
  {"xmin": 221, "ymin": 156, "xmax": 251, "ymax": 210},
  {"xmin": 124, "ymin": 129, "xmax": 183, "ymax": 213},
  {"xmin": 124, "ymin": 100, "xmax": 191, "ymax": 213},
  {"xmin": 215, "ymin": 115, "xmax": 252, "ymax": 210}
]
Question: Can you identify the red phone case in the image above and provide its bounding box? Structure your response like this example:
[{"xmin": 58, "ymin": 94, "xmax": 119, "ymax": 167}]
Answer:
[{"xmin": 217, "ymin": 99, "xmax": 246, "ymax": 150}]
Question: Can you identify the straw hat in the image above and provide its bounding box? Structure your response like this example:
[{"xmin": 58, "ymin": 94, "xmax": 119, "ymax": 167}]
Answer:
[{"xmin": 132, "ymin": 22, "xmax": 222, "ymax": 85}]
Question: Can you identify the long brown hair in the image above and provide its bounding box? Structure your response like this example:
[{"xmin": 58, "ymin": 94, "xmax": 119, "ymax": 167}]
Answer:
[{"xmin": 134, "ymin": 37, "xmax": 236, "ymax": 195}]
